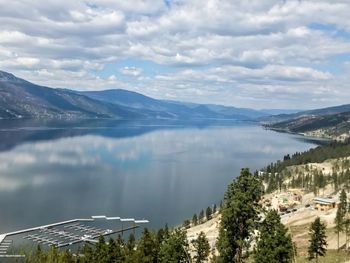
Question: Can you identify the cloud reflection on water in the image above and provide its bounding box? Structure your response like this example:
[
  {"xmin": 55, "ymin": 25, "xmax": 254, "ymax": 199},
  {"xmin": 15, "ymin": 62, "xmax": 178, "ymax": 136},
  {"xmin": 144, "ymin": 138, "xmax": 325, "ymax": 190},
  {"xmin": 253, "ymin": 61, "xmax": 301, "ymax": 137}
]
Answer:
[{"xmin": 0, "ymin": 124, "xmax": 318, "ymax": 232}]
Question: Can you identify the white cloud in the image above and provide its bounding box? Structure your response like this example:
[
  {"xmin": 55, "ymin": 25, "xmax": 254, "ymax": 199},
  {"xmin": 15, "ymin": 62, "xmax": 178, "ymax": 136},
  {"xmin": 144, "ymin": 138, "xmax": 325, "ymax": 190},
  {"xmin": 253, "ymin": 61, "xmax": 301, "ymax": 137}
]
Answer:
[
  {"xmin": 120, "ymin": 66, "xmax": 143, "ymax": 76},
  {"xmin": 0, "ymin": 0, "xmax": 349, "ymax": 108}
]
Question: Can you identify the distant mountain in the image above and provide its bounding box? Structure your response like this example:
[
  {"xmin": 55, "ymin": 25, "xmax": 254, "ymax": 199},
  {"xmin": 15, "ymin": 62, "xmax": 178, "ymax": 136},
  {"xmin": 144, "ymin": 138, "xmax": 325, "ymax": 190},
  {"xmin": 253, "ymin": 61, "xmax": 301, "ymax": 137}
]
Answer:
[
  {"xmin": 261, "ymin": 103, "xmax": 350, "ymax": 123},
  {"xmin": 0, "ymin": 70, "xmax": 297, "ymax": 121},
  {"xmin": 266, "ymin": 108, "xmax": 350, "ymax": 140},
  {"xmin": 259, "ymin": 109, "xmax": 301, "ymax": 115},
  {"xmin": 0, "ymin": 70, "xmax": 141, "ymax": 120},
  {"xmin": 80, "ymin": 89, "xmax": 268, "ymax": 120}
]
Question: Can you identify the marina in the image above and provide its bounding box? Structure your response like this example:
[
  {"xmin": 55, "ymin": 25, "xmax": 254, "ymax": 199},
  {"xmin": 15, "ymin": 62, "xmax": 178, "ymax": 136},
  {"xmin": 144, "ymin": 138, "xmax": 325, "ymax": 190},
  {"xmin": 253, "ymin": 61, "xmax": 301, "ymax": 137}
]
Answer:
[{"xmin": 0, "ymin": 216, "xmax": 148, "ymax": 258}]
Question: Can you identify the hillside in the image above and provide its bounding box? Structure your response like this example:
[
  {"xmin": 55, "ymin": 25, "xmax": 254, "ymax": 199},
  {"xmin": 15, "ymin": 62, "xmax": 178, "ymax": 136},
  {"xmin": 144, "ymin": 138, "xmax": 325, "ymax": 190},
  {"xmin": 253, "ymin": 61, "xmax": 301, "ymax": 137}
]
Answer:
[
  {"xmin": 261, "ymin": 103, "xmax": 350, "ymax": 124},
  {"xmin": 267, "ymin": 111, "xmax": 350, "ymax": 140},
  {"xmin": 0, "ymin": 71, "xmax": 140, "ymax": 120}
]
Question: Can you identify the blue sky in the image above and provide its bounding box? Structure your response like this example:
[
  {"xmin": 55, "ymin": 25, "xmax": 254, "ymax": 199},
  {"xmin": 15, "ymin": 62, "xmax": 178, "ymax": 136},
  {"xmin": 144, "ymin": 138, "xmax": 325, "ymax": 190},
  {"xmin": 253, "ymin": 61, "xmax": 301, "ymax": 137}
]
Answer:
[{"xmin": 0, "ymin": 0, "xmax": 350, "ymax": 109}]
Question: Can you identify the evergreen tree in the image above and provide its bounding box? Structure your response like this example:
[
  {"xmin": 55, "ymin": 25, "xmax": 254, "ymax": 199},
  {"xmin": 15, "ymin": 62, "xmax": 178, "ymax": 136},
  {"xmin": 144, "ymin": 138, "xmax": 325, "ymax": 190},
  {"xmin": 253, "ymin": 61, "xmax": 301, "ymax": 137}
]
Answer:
[
  {"xmin": 206, "ymin": 206, "xmax": 212, "ymax": 221},
  {"xmin": 217, "ymin": 168, "xmax": 263, "ymax": 263},
  {"xmin": 199, "ymin": 210, "xmax": 205, "ymax": 224},
  {"xmin": 308, "ymin": 217, "xmax": 327, "ymax": 263},
  {"xmin": 159, "ymin": 228, "xmax": 190, "ymax": 263},
  {"xmin": 335, "ymin": 189, "xmax": 347, "ymax": 251},
  {"xmin": 192, "ymin": 214, "xmax": 198, "ymax": 226},
  {"xmin": 183, "ymin": 219, "xmax": 191, "ymax": 229},
  {"xmin": 95, "ymin": 235, "xmax": 108, "ymax": 262},
  {"xmin": 254, "ymin": 210, "xmax": 294, "ymax": 263},
  {"xmin": 137, "ymin": 228, "xmax": 158, "ymax": 263},
  {"xmin": 107, "ymin": 237, "xmax": 125, "ymax": 263},
  {"xmin": 127, "ymin": 233, "xmax": 136, "ymax": 252},
  {"xmin": 192, "ymin": 231, "xmax": 210, "ymax": 263}
]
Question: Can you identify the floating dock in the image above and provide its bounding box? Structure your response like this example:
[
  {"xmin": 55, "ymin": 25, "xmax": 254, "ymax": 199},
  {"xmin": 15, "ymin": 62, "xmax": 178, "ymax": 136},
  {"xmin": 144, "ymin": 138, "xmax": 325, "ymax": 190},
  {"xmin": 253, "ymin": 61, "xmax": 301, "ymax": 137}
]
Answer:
[{"xmin": 0, "ymin": 215, "xmax": 149, "ymax": 258}]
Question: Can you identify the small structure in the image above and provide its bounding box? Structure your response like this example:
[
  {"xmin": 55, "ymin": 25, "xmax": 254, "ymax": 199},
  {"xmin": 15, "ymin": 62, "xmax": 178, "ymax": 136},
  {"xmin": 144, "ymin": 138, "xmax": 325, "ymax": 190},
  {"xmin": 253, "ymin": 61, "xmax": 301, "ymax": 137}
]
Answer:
[
  {"xmin": 313, "ymin": 197, "xmax": 337, "ymax": 211},
  {"xmin": 0, "ymin": 216, "xmax": 149, "ymax": 258}
]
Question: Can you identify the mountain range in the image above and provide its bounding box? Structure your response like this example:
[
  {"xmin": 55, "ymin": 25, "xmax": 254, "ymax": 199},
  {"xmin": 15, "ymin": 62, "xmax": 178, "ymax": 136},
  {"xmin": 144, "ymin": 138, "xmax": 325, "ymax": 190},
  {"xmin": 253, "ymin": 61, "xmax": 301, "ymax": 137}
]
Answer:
[
  {"xmin": 0, "ymin": 70, "xmax": 285, "ymax": 121},
  {"xmin": 1, "ymin": 69, "xmax": 349, "ymax": 132}
]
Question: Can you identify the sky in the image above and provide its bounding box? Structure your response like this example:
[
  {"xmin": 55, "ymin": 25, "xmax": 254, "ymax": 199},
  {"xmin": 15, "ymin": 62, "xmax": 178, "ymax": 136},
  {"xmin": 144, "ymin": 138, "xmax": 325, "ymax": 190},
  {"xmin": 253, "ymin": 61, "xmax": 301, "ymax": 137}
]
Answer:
[{"xmin": 0, "ymin": 0, "xmax": 350, "ymax": 109}]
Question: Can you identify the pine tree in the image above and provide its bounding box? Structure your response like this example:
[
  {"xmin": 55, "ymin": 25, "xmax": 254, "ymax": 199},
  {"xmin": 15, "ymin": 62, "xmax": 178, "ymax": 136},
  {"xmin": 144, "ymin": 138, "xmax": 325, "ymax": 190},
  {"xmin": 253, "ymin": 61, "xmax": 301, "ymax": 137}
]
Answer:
[
  {"xmin": 199, "ymin": 209, "xmax": 204, "ymax": 224},
  {"xmin": 192, "ymin": 214, "xmax": 198, "ymax": 226},
  {"xmin": 206, "ymin": 206, "xmax": 212, "ymax": 221},
  {"xmin": 192, "ymin": 231, "xmax": 210, "ymax": 263},
  {"xmin": 308, "ymin": 217, "xmax": 327, "ymax": 263},
  {"xmin": 217, "ymin": 168, "xmax": 263, "ymax": 263},
  {"xmin": 159, "ymin": 228, "xmax": 190, "ymax": 263},
  {"xmin": 254, "ymin": 210, "xmax": 294, "ymax": 263},
  {"xmin": 183, "ymin": 219, "xmax": 191, "ymax": 229},
  {"xmin": 335, "ymin": 189, "xmax": 347, "ymax": 251},
  {"xmin": 127, "ymin": 233, "xmax": 136, "ymax": 252},
  {"xmin": 137, "ymin": 228, "xmax": 158, "ymax": 263},
  {"xmin": 95, "ymin": 235, "xmax": 108, "ymax": 262},
  {"xmin": 335, "ymin": 208, "xmax": 344, "ymax": 252}
]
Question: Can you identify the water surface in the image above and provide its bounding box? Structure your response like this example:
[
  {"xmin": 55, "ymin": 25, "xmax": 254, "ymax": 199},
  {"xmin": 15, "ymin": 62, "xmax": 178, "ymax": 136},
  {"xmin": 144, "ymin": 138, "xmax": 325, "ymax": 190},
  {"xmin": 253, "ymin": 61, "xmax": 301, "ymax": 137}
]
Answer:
[{"xmin": 0, "ymin": 120, "xmax": 319, "ymax": 233}]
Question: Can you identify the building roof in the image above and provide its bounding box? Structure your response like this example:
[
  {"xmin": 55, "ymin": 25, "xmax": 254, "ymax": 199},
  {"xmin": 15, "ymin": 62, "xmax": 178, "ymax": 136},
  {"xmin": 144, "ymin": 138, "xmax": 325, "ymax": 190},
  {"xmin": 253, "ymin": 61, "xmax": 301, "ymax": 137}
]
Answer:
[{"xmin": 313, "ymin": 197, "xmax": 336, "ymax": 205}]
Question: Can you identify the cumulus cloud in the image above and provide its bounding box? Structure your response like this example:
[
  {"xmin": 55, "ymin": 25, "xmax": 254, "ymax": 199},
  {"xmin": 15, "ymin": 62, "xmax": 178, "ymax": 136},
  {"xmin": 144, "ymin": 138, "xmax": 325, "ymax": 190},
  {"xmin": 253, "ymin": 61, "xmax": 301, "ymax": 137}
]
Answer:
[
  {"xmin": 0, "ymin": 0, "xmax": 349, "ymax": 108},
  {"xmin": 120, "ymin": 66, "xmax": 143, "ymax": 76}
]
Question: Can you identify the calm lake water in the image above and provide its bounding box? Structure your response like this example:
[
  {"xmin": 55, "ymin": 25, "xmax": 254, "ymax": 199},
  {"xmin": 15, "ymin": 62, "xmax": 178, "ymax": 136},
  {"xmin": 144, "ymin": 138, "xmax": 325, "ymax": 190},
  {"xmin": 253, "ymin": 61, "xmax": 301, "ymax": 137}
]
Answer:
[{"xmin": 0, "ymin": 120, "xmax": 320, "ymax": 233}]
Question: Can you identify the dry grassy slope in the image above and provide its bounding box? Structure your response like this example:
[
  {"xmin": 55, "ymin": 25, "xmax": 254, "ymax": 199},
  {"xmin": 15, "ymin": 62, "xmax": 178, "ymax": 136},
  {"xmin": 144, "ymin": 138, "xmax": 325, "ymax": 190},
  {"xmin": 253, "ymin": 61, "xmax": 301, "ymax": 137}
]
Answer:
[{"xmin": 186, "ymin": 156, "xmax": 350, "ymax": 261}]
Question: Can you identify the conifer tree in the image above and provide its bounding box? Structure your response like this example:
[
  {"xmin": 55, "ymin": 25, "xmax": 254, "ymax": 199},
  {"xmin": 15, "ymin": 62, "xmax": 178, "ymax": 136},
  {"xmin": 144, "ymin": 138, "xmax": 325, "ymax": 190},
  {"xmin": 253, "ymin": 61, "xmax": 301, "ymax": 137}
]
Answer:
[
  {"xmin": 137, "ymin": 228, "xmax": 158, "ymax": 263},
  {"xmin": 159, "ymin": 228, "xmax": 190, "ymax": 263},
  {"xmin": 206, "ymin": 206, "xmax": 212, "ymax": 221},
  {"xmin": 213, "ymin": 204, "xmax": 217, "ymax": 214},
  {"xmin": 335, "ymin": 189, "xmax": 347, "ymax": 251},
  {"xmin": 254, "ymin": 210, "xmax": 294, "ymax": 263},
  {"xmin": 199, "ymin": 209, "xmax": 204, "ymax": 224},
  {"xmin": 192, "ymin": 214, "xmax": 198, "ymax": 226},
  {"xmin": 192, "ymin": 231, "xmax": 210, "ymax": 263},
  {"xmin": 308, "ymin": 217, "xmax": 327, "ymax": 263},
  {"xmin": 217, "ymin": 168, "xmax": 263, "ymax": 263}
]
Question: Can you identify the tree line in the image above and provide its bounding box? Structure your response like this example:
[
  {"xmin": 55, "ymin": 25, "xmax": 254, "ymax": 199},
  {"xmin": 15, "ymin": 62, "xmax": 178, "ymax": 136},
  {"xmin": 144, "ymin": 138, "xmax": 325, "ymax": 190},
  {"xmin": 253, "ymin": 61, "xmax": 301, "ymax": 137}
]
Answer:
[{"xmin": 263, "ymin": 140, "xmax": 350, "ymax": 193}]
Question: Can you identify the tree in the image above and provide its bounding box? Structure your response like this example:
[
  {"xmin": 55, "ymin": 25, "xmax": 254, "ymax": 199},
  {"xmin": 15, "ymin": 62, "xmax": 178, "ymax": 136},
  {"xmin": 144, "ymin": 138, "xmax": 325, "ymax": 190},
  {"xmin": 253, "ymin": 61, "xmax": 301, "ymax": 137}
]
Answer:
[
  {"xmin": 159, "ymin": 228, "xmax": 190, "ymax": 263},
  {"xmin": 183, "ymin": 219, "xmax": 191, "ymax": 229},
  {"xmin": 127, "ymin": 233, "xmax": 136, "ymax": 252},
  {"xmin": 95, "ymin": 235, "xmax": 108, "ymax": 262},
  {"xmin": 192, "ymin": 214, "xmax": 198, "ymax": 226},
  {"xmin": 192, "ymin": 232, "xmax": 210, "ymax": 263},
  {"xmin": 335, "ymin": 208, "xmax": 344, "ymax": 252},
  {"xmin": 137, "ymin": 228, "xmax": 158, "ymax": 263},
  {"xmin": 335, "ymin": 189, "xmax": 347, "ymax": 251},
  {"xmin": 107, "ymin": 237, "xmax": 125, "ymax": 263},
  {"xmin": 308, "ymin": 217, "xmax": 327, "ymax": 263},
  {"xmin": 199, "ymin": 210, "xmax": 205, "ymax": 224},
  {"xmin": 206, "ymin": 206, "xmax": 212, "ymax": 221},
  {"xmin": 217, "ymin": 168, "xmax": 263, "ymax": 263},
  {"xmin": 254, "ymin": 210, "xmax": 294, "ymax": 263}
]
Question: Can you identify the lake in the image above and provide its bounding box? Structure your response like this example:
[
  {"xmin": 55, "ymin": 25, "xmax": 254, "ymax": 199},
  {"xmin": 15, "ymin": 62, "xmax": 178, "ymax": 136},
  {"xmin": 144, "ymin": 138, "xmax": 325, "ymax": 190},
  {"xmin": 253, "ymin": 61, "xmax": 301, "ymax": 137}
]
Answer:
[{"xmin": 0, "ymin": 119, "xmax": 320, "ymax": 233}]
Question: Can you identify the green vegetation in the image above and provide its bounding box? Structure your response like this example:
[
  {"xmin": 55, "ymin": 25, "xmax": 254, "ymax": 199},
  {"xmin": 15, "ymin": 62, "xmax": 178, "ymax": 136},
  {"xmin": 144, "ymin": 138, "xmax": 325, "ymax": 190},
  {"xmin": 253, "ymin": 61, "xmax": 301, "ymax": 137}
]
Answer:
[
  {"xmin": 254, "ymin": 210, "xmax": 295, "ymax": 263},
  {"xmin": 216, "ymin": 168, "xmax": 263, "ymax": 263},
  {"xmin": 23, "ymin": 227, "xmax": 210, "ymax": 263},
  {"xmin": 308, "ymin": 217, "xmax": 328, "ymax": 263},
  {"xmin": 263, "ymin": 141, "xmax": 350, "ymax": 193},
  {"xmin": 192, "ymin": 232, "xmax": 210, "ymax": 263}
]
